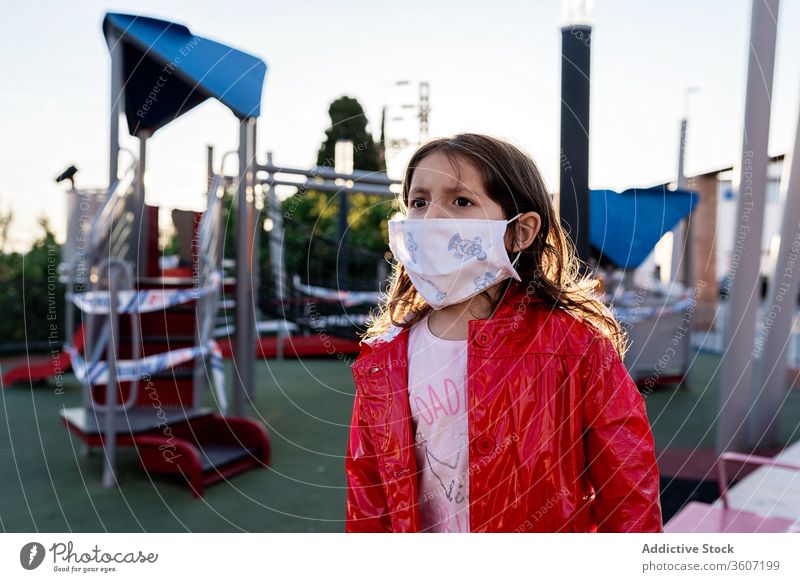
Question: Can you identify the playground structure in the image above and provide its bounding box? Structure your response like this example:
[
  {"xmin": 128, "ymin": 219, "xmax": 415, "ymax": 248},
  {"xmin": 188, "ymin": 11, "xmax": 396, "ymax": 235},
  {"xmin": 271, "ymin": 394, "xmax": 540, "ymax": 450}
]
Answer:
[
  {"xmin": 0, "ymin": 12, "xmax": 400, "ymax": 496},
  {"xmin": 51, "ymin": 12, "xmax": 275, "ymax": 496}
]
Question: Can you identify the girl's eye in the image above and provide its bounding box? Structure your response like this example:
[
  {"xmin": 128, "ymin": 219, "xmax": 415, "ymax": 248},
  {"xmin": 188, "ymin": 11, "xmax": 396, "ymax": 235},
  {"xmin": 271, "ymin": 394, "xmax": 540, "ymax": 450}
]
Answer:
[
  {"xmin": 454, "ymin": 196, "xmax": 473, "ymax": 207},
  {"xmin": 409, "ymin": 198, "xmax": 427, "ymax": 209}
]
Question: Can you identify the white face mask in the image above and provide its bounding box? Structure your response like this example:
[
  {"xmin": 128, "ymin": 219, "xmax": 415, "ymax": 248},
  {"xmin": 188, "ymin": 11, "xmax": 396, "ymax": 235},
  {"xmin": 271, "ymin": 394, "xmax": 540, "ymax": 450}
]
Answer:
[{"xmin": 388, "ymin": 213, "xmax": 523, "ymax": 309}]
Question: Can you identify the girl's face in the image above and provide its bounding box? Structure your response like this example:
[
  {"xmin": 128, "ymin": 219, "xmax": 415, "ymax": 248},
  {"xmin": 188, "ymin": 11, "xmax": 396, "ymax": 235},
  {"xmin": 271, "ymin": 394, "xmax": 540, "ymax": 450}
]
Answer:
[
  {"xmin": 406, "ymin": 151, "xmax": 541, "ymax": 253},
  {"xmin": 406, "ymin": 152, "xmax": 504, "ymax": 220}
]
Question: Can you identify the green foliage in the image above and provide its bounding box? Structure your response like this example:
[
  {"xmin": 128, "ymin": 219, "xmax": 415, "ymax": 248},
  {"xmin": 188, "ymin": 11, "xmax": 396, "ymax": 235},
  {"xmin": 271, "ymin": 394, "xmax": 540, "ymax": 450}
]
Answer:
[
  {"xmin": 270, "ymin": 96, "xmax": 393, "ymax": 290},
  {"xmin": 221, "ymin": 185, "xmax": 236, "ymax": 261},
  {"xmin": 0, "ymin": 205, "xmax": 12, "ymax": 252},
  {"xmin": 0, "ymin": 217, "xmax": 65, "ymax": 350},
  {"xmin": 162, "ymin": 222, "xmax": 181, "ymax": 256},
  {"xmin": 280, "ymin": 189, "xmax": 394, "ymax": 290}
]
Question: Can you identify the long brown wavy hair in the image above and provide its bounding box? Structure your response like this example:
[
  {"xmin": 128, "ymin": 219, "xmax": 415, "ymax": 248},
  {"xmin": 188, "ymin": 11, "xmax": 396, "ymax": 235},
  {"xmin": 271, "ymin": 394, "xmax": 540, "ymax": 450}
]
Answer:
[{"xmin": 364, "ymin": 133, "xmax": 628, "ymax": 358}]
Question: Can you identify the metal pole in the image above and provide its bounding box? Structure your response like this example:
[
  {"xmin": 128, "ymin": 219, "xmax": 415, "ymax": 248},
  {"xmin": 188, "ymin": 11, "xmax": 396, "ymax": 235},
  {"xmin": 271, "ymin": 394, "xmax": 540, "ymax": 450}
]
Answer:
[
  {"xmin": 135, "ymin": 131, "xmax": 150, "ymax": 279},
  {"xmin": 670, "ymin": 118, "xmax": 689, "ymax": 283},
  {"xmin": 680, "ymin": 88, "xmax": 700, "ymax": 292},
  {"xmin": 102, "ymin": 266, "xmax": 119, "ymax": 489},
  {"xmin": 251, "ymin": 119, "xmax": 260, "ymax": 362},
  {"xmin": 207, "ymin": 145, "xmax": 215, "ymax": 185},
  {"xmin": 108, "ymin": 32, "xmax": 122, "ymax": 187},
  {"xmin": 261, "ymin": 178, "xmax": 396, "ymax": 197},
  {"xmin": 234, "ymin": 118, "xmax": 255, "ymax": 416},
  {"xmin": 266, "ymin": 152, "xmax": 287, "ymax": 361},
  {"xmin": 249, "ymin": 119, "xmax": 258, "ymax": 404},
  {"xmin": 338, "ymin": 193, "xmax": 349, "ymax": 289},
  {"xmin": 335, "ymin": 140, "xmax": 354, "ymax": 289},
  {"xmin": 672, "ymin": 87, "xmax": 699, "ymax": 287},
  {"xmin": 256, "ymin": 163, "xmax": 398, "ymax": 186},
  {"xmin": 559, "ymin": 23, "xmax": 592, "ymax": 266},
  {"xmin": 674, "ymin": 117, "xmax": 695, "ymax": 390},
  {"xmin": 752, "ymin": 89, "xmax": 800, "ymax": 447},
  {"xmin": 716, "ymin": 0, "xmax": 780, "ymax": 454}
]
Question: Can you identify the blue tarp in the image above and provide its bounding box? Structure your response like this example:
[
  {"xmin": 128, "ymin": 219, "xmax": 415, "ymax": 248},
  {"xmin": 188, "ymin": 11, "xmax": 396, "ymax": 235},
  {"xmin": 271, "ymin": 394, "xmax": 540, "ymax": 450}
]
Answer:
[
  {"xmin": 590, "ymin": 186, "xmax": 699, "ymax": 270},
  {"xmin": 103, "ymin": 13, "xmax": 266, "ymax": 135}
]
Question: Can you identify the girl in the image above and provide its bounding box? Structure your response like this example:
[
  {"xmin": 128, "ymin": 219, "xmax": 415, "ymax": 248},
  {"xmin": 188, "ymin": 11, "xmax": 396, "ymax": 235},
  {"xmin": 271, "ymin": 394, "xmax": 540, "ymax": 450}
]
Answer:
[{"xmin": 345, "ymin": 133, "xmax": 662, "ymax": 533}]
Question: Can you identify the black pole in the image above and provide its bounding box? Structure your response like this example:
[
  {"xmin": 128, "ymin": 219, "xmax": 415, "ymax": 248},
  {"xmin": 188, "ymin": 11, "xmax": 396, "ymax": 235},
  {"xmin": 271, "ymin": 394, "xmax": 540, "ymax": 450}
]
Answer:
[
  {"xmin": 338, "ymin": 192, "xmax": 349, "ymax": 289},
  {"xmin": 559, "ymin": 24, "xmax": 592, "ymax": 266}
]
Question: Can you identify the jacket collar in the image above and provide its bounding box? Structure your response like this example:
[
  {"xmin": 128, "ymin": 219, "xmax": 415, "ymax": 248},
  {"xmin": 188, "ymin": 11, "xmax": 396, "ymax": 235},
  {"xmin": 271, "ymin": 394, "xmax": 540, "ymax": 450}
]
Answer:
[{"xmin": 358, "ymin": 281, "xmax": 540, "ymax": 355}]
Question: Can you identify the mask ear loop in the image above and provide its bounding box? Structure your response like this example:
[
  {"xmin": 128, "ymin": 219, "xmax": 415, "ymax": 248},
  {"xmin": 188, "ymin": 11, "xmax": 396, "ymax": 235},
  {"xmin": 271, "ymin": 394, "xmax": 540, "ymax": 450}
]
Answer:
[{"xmin": 506, "ymin": 212, "xmax": 525, "ymax": 268}]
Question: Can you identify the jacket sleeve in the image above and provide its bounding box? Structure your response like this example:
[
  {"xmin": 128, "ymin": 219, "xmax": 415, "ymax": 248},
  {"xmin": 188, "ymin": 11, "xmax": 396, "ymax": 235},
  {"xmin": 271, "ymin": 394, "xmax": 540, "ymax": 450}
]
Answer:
[
  {"xmin": 345, "ymin": 387, "xmax": 392, "ymax": 532},
  {"xmin": 581, "ymin": 334, "xmax": 663, "ymax": 533}
]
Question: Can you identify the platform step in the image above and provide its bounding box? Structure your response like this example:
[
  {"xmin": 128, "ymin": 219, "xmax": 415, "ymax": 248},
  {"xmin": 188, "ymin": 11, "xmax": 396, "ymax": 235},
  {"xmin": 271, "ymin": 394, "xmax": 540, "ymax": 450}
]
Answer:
[
  {"xmin": 198, "ymin": 444, "xmax": 260, "ymax": 472},
  {"xmin": 135, "ymin": 335, "xmax": 196, "ymax": 343},
  {"xmin": 60, "ymin": 406, "xmax": 214, "ymax": 437},
  {"xmin": 134, "ymin": 414, "xmax": 270, "ymax": 497}
]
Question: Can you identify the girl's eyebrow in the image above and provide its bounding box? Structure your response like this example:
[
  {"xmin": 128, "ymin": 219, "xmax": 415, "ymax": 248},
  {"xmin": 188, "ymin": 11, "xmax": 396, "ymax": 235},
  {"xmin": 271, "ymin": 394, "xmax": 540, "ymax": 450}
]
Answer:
[
  {"xmin": 409, "ymin": 184, "xmax": 481, "ymax": 197},
  {"xmin": 410, "ymin": 184, "xmax": 467, "ymax": 194}
]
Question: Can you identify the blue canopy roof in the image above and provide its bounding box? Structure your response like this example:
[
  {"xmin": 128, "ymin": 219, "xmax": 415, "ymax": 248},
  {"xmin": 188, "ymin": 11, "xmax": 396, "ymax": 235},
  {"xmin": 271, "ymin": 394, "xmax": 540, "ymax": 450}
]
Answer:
[
  {"xmin": 590, "ymin": 186, "xmax": 699, "ymax": 270},
  {"xmin": 103, "ymin": 13, "xmax": 266, "ymax": 135}
]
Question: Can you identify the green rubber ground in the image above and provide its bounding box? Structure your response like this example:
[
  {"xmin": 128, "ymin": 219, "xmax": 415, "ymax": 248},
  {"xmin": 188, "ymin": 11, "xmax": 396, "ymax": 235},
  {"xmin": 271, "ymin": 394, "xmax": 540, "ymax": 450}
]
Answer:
[{"xmin": 1, "ymin": 351, "xmax": 798, "ymax": 532}]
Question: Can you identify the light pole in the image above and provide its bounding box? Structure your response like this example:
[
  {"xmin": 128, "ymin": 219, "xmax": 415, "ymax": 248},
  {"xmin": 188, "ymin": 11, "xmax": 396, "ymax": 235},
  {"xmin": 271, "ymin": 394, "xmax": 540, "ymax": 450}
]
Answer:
[
  {"xmin": 559, "ymin": 0, "xmax": 594, "ymax": 268},
  {"xmin": 670, "ymin": 87, "xmax": 699, "ymax": 285}
]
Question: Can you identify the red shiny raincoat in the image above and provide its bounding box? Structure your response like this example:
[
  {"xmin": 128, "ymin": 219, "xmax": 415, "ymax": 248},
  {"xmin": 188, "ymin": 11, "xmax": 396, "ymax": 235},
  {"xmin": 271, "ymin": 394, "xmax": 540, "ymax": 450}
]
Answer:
[{"xmin": 345, "ymin": 282, "xmax": 663, "ymax": 532}]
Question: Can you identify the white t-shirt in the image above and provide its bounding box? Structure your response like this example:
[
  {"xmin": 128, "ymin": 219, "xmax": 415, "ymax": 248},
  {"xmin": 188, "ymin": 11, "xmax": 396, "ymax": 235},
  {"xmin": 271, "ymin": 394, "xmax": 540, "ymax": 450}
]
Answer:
[{"xmin": 407, "ymin": 314, "xmax": 470, "ymax": 532}]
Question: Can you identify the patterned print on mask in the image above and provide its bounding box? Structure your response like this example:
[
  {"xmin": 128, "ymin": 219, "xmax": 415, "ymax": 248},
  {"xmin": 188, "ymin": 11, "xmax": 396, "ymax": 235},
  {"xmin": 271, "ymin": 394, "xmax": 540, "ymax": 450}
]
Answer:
[
  {"xmin": 406, "ymin": 232, "xmax": 418, "ymax": 263},
  {"xmin": 448, "ymin": 234, "xmax": 487, "ymax": 261},
  {"xmin": 473, "ymin": 272, "xmax": 496, "ymax": 291}
]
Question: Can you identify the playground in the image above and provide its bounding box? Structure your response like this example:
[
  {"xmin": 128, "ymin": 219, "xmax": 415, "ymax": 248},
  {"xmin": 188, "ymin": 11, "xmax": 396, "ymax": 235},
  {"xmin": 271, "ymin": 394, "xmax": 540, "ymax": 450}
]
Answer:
[{"xmin": 2, "ymin": 1, "xmax": 800, "ymax": 539}]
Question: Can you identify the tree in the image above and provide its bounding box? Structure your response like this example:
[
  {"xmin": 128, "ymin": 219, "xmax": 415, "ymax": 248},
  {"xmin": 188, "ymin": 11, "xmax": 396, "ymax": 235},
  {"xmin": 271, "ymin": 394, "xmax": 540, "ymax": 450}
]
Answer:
[
  {"xmin": 0, "ymin": 204, "xmax": 12, "ymax": 253},
  {"xmin": 0, "ymin": 217, "xmax": 65, "ymax": 351},
  {"xmin": 316, "ymin": 96, "xmax": 383, "ymax": 172}
]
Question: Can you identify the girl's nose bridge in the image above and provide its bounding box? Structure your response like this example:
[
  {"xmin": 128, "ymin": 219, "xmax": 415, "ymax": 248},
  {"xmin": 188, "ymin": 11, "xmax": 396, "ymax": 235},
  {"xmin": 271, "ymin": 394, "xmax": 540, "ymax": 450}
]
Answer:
[{"xmin": 424, "ymin": 199, "xmax": 452, "ymax": 220}]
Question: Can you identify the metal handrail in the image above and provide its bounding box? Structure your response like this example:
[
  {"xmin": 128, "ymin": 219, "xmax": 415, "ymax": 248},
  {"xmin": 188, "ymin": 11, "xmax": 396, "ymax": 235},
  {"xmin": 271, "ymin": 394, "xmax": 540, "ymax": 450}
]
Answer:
[
  {"xmin": 192, "ymin": 174, "xmax": 226, "ymax": 407},
  {"xmin": 197, "ymin": 173, "xmax": 225, "ymax": 276},
  {"xmin": 69, "ymin": 167, "xmax": 224, "ymax": 416},
  {"xmin": 257, "ymin": 162, "xmax": 400, "ymax": 187},
  {"xmin": 201, "ymin": 175, "xmax": 224, "ymax": 334},
  {"xmin": 87, "ymin": 160, "xmax": 138, "ymax": 259},
  {"xmin": 85, "ymin": 258, "xmax": 140, "ymax": 412},
  {"xmin": 59, "ymin": 158, "xmax": 138, "ymax": 289},
  {"xmin": 59, "ymin": 155, "xmax": 139, "ymax": 412}
]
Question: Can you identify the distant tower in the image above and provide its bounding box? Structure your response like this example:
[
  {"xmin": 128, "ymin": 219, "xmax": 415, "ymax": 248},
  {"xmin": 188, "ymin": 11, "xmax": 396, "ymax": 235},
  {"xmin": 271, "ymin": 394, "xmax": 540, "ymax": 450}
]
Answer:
[
  {"xmin": 383, "ymin": 80, "xmax": 431, "ymax": 159},
  {"xmin": 418, "ymin": 81, "xmax": 430, "ymax": 143}
]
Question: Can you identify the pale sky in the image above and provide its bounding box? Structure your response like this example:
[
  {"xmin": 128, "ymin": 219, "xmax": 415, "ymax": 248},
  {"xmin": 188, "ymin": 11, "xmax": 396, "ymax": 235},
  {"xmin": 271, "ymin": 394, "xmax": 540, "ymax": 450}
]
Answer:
[{"xmin": 1, "ymin": 0, "xmax": 799, "ymax": 250}]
